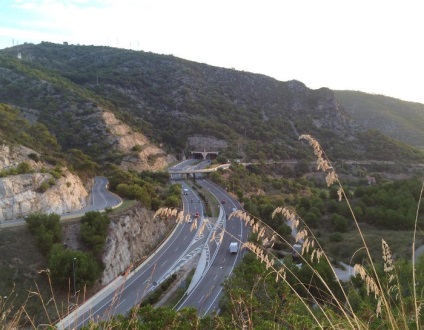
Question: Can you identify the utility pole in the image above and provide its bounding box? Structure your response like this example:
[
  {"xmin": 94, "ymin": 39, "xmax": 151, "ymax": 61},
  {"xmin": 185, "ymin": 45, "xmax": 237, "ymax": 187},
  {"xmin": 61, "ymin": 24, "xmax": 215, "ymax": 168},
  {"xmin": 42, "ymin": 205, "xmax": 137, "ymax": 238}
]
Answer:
[{"xmin": 72, "ymin": 258, "xmax": 77, "ymax": 300}]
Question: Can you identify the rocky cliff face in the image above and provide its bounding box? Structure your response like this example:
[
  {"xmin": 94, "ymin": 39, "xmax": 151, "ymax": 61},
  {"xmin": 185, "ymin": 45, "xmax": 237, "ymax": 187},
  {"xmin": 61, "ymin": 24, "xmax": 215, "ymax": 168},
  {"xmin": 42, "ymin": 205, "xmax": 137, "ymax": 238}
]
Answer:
[
  {"xmin": 101, "ymin": 111, "xmax": 176, "ymax": 171},
  {"xmin": 0, "ymin": 144, "xmax": 42, "ymax": 171},
  {"xmin": 0, "ymin": 143, "xmax": 89, "ymax": 222},
  {"xmin": 0, "ymin": 171, "xmax": 89, "ymax": 222},
  {"xmin": 101, "ymin": 203, "xmax": 174, "ymax": 285}
]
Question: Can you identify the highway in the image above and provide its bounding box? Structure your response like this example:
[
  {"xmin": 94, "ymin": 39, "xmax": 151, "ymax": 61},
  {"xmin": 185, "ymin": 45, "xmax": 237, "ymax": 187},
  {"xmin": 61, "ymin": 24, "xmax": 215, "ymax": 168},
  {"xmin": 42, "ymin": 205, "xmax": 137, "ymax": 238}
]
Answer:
[
  {"xmin": 59, "ymin": 160, "xmax": 210, "ymax": 328},
  {"xmin": 59, "ymin": 191, "xmax": 205, "ymax": 328},
  {"xmin": 175, "ymin": 178, "xmax": 247, "ymax": 315},
  {"xmin": 169, "ymin": 159, "xmax": 248, "ymax": 314},
  {"xmin": 58, "ymin": 160, "xmax": 248, "ymax": 328}
]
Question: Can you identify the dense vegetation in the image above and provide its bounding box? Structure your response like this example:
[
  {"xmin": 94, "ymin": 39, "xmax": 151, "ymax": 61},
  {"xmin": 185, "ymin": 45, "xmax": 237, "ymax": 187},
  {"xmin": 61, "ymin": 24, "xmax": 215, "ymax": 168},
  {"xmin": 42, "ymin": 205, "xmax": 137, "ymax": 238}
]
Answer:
[
  {"xmin": 209, "ymin": 161, "xmax": 424, "ymax": 263},
  {"xmin": 105, "ymin": 164, "xmax": 181, "ymax": 210},
  {"xmin": 0, "ymin": 103, "xmax": 60, "ymax": 156}
]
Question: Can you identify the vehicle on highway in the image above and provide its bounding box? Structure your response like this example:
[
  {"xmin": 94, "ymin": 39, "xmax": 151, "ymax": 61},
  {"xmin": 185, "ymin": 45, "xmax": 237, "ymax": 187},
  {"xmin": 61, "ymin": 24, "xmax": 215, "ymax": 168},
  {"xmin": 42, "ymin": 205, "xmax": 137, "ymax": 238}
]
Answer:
[
  {"xmin": 183, "ymin": 188, "xmax": 189, "ymax": 195},
  {"xmin": 229, "ymin": 242, "xmax": 238, "ymax": 254},
  {"xmin": 195, "ymin": 212, "xmax": 200, "ymax": 217},
  {"xmin": 221, "ymin": 200, "xmax": 226, "ymax": 204}
]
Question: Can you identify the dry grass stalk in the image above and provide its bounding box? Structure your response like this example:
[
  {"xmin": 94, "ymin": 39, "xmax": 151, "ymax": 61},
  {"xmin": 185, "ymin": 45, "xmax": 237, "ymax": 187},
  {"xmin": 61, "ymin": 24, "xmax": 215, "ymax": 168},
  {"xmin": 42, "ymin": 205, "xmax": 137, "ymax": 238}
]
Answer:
[
  {"xmin": 239, "ymin": 239, "xmax": 335, "ymax": 328},
  {"xmin": 413, "ymin": 182, "xmax": 424, "ymax": 328},
  {"xmin": 298, "ymin": 134, "xmax": 422, "ymax": 327}
]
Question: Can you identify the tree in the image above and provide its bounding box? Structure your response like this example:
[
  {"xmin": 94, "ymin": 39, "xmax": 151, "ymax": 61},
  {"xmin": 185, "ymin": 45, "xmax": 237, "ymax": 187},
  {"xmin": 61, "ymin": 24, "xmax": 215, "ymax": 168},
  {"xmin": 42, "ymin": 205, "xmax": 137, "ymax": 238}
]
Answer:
[
  {"xmin": 25, "ymin": 213, "xmax": 62, "ymax": 255},
  {"xmin": 48, "ymin": 244, "xmax": 101, "ymax": 289},
  {"xmin": 80, "ymin": 211, "xmax": 110, "ymax": 256},
  {"xmin": 164, "ymin": 195, "xmax": 180, "ymax": 207},
  {"xmin": 330, "ymin": 214, "xmax": 348, "ymax": 232}
]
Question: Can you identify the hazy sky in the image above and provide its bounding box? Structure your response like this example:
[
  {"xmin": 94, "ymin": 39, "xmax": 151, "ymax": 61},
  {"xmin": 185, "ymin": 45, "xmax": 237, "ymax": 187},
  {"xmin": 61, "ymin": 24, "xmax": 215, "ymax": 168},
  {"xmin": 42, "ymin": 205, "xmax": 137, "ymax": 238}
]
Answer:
[{"xmin": 1, "ymin": 0, "xmax": 423, "ymax": 104}]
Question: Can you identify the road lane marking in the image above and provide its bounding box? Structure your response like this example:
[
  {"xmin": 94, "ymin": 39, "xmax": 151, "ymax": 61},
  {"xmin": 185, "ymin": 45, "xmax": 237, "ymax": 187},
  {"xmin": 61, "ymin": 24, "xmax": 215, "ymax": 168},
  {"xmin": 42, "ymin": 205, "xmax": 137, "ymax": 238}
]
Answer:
[{"xmin": 116, "ymin": 298, "xmax": 126, "ymax": 308}]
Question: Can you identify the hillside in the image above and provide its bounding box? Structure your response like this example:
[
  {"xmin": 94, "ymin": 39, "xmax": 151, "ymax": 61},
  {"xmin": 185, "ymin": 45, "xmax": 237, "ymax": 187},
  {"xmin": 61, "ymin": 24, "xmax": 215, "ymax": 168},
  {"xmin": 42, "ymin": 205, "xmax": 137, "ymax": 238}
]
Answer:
[
  {"xmin": 1, "ymin": 42, "xmax": 423, "ymax": 166},
  {"xmin": 335, "ymin": 90, "xmax": 424, "ymax": 148}
]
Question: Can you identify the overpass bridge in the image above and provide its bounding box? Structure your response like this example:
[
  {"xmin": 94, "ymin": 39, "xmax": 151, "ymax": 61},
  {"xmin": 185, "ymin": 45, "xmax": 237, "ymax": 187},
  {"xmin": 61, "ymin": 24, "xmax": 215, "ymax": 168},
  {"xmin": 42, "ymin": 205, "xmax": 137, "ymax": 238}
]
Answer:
[{"xmin": 168, "ymin": 164, "xmax": 230, "ymax": 175}]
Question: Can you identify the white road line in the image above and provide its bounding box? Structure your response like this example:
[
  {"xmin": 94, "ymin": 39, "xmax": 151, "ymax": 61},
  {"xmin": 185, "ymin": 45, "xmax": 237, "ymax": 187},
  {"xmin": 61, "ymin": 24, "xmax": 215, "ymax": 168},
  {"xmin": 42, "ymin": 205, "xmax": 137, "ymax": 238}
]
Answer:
[{"xmin": 116, "ymin": 298, "xmax": 126, "ymax": 308}]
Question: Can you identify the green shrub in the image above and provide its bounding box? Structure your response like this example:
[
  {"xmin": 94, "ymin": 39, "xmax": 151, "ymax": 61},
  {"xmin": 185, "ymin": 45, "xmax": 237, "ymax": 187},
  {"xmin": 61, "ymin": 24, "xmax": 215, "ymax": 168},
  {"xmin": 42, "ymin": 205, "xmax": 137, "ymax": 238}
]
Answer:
[
  {"xmin": 17, "ymin": 162, "xmax": 31, "ymax": 174},
  {"xmin": 37, "ymin": 180, "xmax": 51, "ymax": 193},
  {"xmin": 132, "ymin": 144, "xmax": 143, "ymax": 152},
  {"xmin": 329, "ymin": 232, "xmax": 344, "ymax": 242},
  {"xmin": 25, "ymin": 213, "xmax": 62, "ymax": 255},
  {"xmin": 80, "ymin": 211, "xmax": 110, "ymax": 257}
]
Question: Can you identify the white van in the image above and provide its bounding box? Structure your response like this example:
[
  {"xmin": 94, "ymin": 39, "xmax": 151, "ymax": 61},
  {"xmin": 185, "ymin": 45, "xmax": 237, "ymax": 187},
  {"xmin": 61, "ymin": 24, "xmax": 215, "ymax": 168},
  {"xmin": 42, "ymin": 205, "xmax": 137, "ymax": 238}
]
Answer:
[
  {"xmin": 229, "ymin": 242, "xmax": 238, "ymax": 254},
  {"xmin": 183, "ymin": 188, "xmax": 189, "ymax": 195}
]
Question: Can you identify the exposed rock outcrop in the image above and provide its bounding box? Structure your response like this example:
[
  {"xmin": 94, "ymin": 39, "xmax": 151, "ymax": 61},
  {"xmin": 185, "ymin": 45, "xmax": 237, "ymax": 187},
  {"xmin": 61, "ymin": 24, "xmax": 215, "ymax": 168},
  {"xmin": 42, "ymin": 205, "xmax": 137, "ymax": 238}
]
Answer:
[
  {"xmin": 0, "ymin": 142, "xmax": 89, "ymax": 222},
  {"xmin": 101, "ymin": 111, "xmax": 176, "ymax": 171},
  {"xmin": 0, "ymin": 170, "xmax": 88, "ymax": 222},
  {"xmin": 101, "ymin": 203, "xmax": 174, "ymax": 285},
  {"xmin": 0, "ymin": 144, "xmax": 42, "ymax": 171}
]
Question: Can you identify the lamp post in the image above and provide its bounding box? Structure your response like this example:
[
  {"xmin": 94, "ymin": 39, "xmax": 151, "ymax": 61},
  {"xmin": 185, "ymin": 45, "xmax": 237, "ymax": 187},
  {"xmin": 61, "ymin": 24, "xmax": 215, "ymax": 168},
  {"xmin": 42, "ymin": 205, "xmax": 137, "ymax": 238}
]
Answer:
[{"xmin": 72, "ymin": 257, "xmax": 77, "ymax": 299}]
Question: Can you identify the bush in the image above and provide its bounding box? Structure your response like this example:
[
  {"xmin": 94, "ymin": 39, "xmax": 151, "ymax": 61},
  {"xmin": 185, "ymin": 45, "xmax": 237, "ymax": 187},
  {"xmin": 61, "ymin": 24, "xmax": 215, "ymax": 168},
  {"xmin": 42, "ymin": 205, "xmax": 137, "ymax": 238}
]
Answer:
[
  {"xmin": 17, "ymin": 162, "xmax": 31, "ymax": 174},
  {"xmin": 80, "ymin": 211, "xmax": 110, "ymax": 257},
  {"xmin": 49, "ymin": 244, "xmax": 101, "ymax": 289},
  {"xmin": 28, "ymin": 153, "xmax": 40, "ymax": 162},
  {"xmin": 132, "ymin": 144, "xmax": 143, "ymax": 152},
  {"xmin": 330, "ymin": 214, "xmax": 348, "ymax": 232},
  {"xmin": 37, "ymin": 178, "xmax": 55, "ymax": 193},
  {"xmin": 329, "ymin": 232, "xmax": 344, "ymax": 242},
  {"xmin": 25, "ymin": 213, "xmax": 62, "ymax": 255}
]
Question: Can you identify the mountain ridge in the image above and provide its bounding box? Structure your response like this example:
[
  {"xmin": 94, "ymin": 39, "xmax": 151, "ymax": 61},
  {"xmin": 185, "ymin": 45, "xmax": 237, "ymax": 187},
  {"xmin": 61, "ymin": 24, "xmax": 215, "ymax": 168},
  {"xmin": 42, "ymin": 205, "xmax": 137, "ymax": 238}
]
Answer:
[{"xmin": 0, "ymin": 42, "xmax": 423, "ymax": 166}]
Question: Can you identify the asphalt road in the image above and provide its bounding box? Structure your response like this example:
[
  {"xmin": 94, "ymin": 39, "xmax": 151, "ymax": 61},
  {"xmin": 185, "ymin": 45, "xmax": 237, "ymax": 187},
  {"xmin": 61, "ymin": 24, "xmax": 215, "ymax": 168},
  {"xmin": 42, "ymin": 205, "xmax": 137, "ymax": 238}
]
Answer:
[
  {"xmin": 176, "ymin": 178, "xmax": 248, "ymax": 315},
  {"xmin": 59, "ymin": 162, "xmax": 210, "ymax": 328},
  {"xmin": 60, "ymin": 201, "xmax": 203, "ymax": 329},
  {"xmin": 59, "ymin": 161, "xmax": 249, "ymax": 328}
]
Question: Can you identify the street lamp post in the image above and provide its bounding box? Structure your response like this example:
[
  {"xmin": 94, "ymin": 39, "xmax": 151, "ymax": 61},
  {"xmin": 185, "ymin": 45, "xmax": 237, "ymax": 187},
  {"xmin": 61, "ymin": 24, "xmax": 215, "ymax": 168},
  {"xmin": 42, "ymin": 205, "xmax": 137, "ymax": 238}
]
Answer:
[{"xmin": 72, "ymin": 257, "xmax": 77, "ymax": 299}]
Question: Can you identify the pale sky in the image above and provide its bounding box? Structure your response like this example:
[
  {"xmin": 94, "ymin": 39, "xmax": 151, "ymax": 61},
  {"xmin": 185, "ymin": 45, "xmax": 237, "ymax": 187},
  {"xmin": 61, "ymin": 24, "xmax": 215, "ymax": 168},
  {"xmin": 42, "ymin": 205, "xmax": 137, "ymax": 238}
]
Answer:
[{"xmin": 0, "ymin": 0, "xmax": 423, "ymax": 104}]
